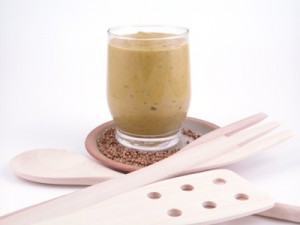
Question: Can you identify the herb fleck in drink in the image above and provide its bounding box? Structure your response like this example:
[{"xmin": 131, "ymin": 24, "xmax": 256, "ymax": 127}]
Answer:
[{"xmin": 107, "ymin": 26, "xmax": 190, "ymax": 151}]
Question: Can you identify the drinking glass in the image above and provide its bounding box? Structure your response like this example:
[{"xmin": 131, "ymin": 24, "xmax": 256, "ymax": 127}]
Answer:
[{"xmin": 107, "ymin": 25, "xmax": 190, "ymax": 151}]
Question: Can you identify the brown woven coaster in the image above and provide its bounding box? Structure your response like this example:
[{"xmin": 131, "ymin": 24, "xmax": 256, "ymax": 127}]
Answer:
[{"xmin": 97, "ymin": 128, "xmax": 201, "ymax": 168}]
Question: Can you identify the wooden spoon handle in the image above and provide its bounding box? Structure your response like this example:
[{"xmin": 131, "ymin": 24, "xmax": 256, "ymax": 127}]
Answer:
[{"xmin": 257, "ymin": 202, "xmax": 300, "ymax": 223}]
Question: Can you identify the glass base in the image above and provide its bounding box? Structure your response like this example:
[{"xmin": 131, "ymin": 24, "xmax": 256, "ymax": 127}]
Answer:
[{"xmin": 115, "ymin": 129, "xmax": 181, "ymax": 151}]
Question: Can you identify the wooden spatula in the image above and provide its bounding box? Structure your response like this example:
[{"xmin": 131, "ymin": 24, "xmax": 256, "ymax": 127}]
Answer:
[{"xmin": 32, "ymin": 169, "xmax": 274, "ymax": 225}]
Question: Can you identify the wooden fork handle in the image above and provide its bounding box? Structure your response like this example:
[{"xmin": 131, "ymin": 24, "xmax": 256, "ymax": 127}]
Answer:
[{"xmin": 258, "ymin": 202, "xmax": 300, "ymax": 223}]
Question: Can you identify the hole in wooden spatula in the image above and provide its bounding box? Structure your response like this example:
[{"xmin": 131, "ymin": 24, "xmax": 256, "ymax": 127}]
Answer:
[
  {"xmin": 235, "ymin": 193, "xmax": 249, "ymax": 201},
  {"xmin": 202, "ymin": 201, "xmax": 217, "ymax": 209},
  {"xmin": 181, "ymin": 184, "xmax": 194, "ymax": 191},
  {"xmin": 147, "ymin": 192, "xmax": 161, "ymax": 199},
  {"xmin": 167, "ymin": 208, "xmax": 182, "ymax": 217},
  {"xmin": 213, "ymin": 178, "xmax": 226, "ymax": 185}
]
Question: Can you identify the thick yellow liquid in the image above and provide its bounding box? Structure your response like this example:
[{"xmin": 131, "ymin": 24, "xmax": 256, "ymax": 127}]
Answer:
[{"xmin": 107, "ymin": 32, "xmax": 190, "ymax": 136}]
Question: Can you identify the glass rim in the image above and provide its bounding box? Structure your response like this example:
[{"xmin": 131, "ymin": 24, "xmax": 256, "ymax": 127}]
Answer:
[{"xmin": 107, "ymin": 25, "xmax": 189, "ymax": 40}]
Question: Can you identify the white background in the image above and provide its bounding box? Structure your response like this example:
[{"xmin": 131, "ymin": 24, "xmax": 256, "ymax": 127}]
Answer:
[{"xmin": 0, "ymin": 0, "xmax": 300, "ymax": 224}]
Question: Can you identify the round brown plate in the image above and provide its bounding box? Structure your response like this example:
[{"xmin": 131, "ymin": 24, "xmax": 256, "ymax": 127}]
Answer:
[{"xmin": 85, "ymin": 117, "xmax": 219, "ymax": 173}]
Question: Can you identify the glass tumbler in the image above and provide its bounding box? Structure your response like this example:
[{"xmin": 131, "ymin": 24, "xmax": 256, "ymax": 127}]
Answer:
[{"xmin": 107, "ymin": 25, "xmax": 190, "ymax": 151}]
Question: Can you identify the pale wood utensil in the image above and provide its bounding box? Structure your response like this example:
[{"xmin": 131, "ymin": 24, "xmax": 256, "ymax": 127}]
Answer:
[
  {"xmin": 0, "ymin": 114, "xmax": 293, "ymax": 225},
  {"xmin": 31, "ymin": 169, "xmax": 275, "ymax": 225}
]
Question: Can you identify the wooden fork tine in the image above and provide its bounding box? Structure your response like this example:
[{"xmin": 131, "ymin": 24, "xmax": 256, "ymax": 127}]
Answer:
[
  {"xmin": 222, "ymin": 121, "xmax": 280, "ymax": 148},
  {"xmin": 186, "ymin": 113, "xmax": 267, "ymax": 149},
  {"xmin": 232, "ymin": 130, "xmax": 293, "ymax": 162},
  {"xmin": 194, "ymin": 130, "xmax": 293, "ymax": 171},
  {"xmin": 181, "ymin": 121, "xmax": 280, "ymax": 161},
  {"xmin": 171, "ymin": 122, "xmax": 282, "ymax": 178}
]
